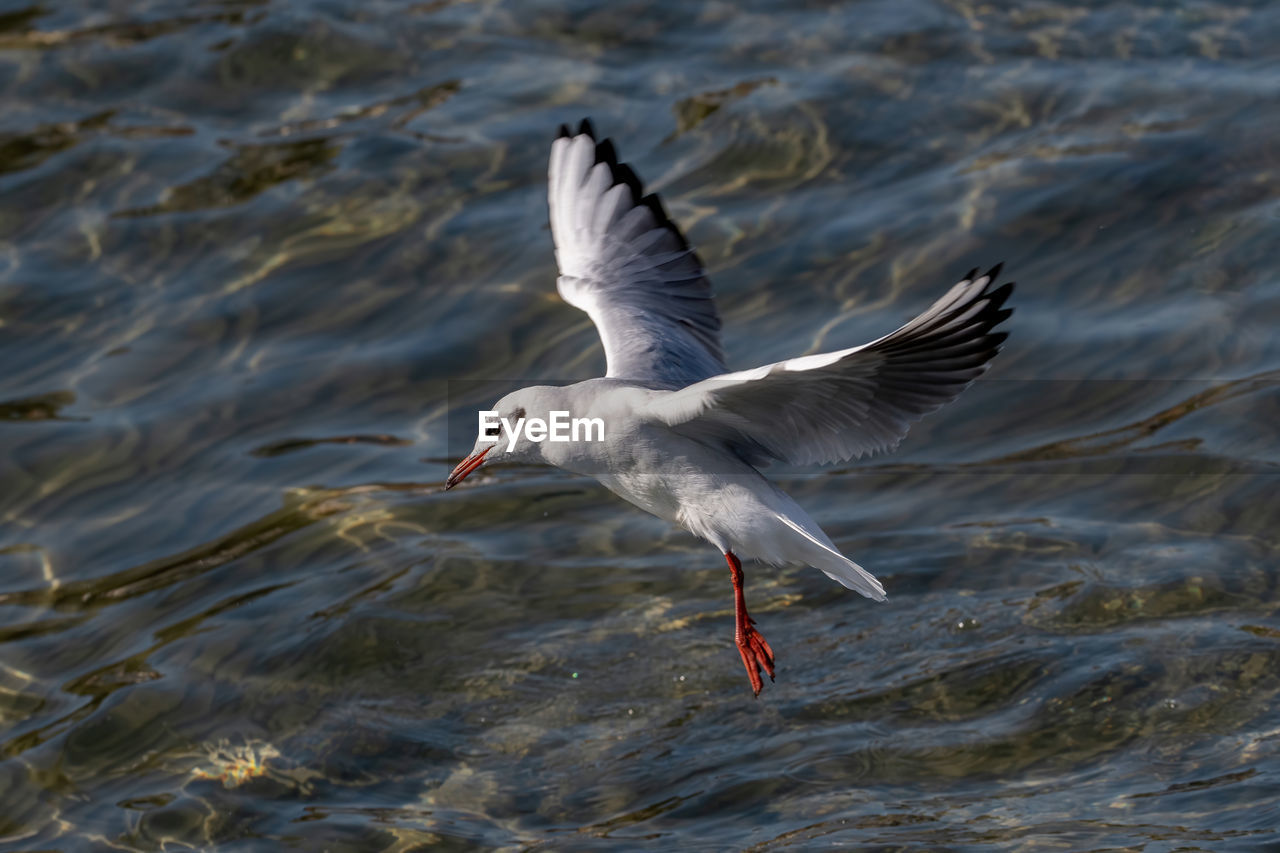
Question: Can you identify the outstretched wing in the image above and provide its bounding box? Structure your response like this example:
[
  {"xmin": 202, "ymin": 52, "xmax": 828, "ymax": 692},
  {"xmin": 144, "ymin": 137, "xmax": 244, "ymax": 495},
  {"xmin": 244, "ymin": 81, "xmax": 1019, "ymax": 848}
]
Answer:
[
  {"xmin": 549, "ymin": 120, "xmax": 726, "ymax": 389},
  {"xmin": 646, "ymin": 267, "xmax": 1015, "ymax": 465}
]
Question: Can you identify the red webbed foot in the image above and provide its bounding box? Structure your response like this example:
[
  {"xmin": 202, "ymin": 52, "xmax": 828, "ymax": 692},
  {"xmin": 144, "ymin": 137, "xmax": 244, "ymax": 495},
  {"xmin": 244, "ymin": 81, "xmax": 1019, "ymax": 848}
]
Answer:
[{"xmin": 725, "ymin": 552, "xmax": 776, "ymax": 697}]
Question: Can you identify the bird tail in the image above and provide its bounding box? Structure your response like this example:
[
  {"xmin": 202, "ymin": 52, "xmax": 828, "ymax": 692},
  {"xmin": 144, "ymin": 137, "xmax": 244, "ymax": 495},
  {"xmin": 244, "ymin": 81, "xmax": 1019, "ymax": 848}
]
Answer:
[{"xmin": 775, "ymin": 515, "xmax": 887, "ymax": 601}]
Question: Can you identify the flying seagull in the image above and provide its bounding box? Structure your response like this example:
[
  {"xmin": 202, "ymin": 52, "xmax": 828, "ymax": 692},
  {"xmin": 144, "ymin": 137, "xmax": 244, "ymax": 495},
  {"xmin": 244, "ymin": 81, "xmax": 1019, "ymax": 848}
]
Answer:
[{"xmin": 446, "ymin": 120, "xmax": 1014, "ymax": 696}]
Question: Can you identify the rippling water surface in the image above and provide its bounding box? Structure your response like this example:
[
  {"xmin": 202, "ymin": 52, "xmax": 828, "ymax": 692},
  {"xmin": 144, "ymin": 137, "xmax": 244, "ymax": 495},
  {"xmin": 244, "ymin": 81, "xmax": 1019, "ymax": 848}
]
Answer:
[{"xmin": 2, "ymin": 0, "xmax": 1279, "ymax": 849}]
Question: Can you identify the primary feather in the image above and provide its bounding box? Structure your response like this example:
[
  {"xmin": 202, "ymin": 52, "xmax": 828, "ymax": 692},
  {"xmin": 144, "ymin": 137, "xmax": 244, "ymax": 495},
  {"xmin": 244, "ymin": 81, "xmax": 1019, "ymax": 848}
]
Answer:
[
  {"xmin": 645, "ymin": 267, "xmax": 1014, "ymax": 466},
  {"xmin": 548, "ymin": 120, "xmax": 726, "ymax": 389}
]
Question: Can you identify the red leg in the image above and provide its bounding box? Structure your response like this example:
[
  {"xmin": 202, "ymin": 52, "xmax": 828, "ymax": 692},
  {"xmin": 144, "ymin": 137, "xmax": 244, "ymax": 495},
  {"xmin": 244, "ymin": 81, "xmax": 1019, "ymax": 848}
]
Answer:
[{"xmin": 726, "ymin": 551, "xmax": 775, "ymax": 696}]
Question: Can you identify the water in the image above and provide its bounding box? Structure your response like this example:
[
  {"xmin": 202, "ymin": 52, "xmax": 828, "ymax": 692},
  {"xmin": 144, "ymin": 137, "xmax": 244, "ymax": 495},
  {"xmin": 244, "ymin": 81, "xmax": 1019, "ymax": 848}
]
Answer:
[{"xmin": 2, "ymin": 0, "xmax": 1278, "ymax": 849}]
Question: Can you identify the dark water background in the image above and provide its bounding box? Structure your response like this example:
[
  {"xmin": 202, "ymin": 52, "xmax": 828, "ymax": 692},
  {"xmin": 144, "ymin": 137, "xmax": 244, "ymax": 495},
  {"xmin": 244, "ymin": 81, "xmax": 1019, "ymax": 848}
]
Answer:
[{"xmin": 3, "ymin": 0, "xmax": 1279, "ymax": 849}]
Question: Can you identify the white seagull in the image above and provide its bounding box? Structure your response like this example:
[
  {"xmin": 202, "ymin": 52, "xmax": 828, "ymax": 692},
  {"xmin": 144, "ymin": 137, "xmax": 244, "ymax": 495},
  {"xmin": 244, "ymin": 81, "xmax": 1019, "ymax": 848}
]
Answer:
[{"xmin": 447, "ymin": 120, "xmax": 1014, "ymax": 696}]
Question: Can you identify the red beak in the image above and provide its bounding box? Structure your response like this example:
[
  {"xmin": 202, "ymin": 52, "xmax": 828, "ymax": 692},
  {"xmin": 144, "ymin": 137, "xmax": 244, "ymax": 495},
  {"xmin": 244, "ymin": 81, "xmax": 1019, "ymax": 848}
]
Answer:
[{"xmin": 445, "ymin": 447, "xmax": 491, "ymax": 490}]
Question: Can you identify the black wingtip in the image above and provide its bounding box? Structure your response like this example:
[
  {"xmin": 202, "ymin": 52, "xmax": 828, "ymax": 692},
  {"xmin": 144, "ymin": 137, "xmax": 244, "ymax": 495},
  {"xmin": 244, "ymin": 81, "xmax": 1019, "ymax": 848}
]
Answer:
[
  {"xmin": 638, "ymin": 192, "xmax": 670, "ymax": 225},
  {"xmin": 986, "ymin": 280, "xmax": 1015, "ymax": 311},
  {"xmin": 594, "ymin": 138, "xmax": 618, "ymax": 168},
  {"xmin": 614, "ymin": 162, "xmax": 644, "ymax": 202},
  {"xmin": 577, "ymin": 118, "xmax": 596, "ymax": 139},
  {"xmin": 556, "ymin": 123, "xmax": 572, "ymax": 139},
  {"xmin": 640, "ymin": 193, "xmax": 690, "ymax": 250},
  {"xmin": 984, "ymin": 262, "xmax": 1004, "ymax": 285},
  {"xmin": 581, "ymin": 124, "xmax": 646, "ymax": 204}
]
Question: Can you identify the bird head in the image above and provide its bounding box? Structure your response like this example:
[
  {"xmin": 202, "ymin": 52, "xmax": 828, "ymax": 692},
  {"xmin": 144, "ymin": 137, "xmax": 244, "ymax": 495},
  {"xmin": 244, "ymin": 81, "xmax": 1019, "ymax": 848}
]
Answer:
[{"xmin": 445, "ymin": 387, "xmax": 553, "ymax": 489}]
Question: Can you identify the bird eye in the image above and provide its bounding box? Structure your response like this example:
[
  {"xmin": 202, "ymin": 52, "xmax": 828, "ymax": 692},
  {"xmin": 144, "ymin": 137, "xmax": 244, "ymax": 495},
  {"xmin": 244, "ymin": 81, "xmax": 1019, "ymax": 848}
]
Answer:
[{"xmin": 484, "ymin": 425, "xmax": 500, "ymax": 437}]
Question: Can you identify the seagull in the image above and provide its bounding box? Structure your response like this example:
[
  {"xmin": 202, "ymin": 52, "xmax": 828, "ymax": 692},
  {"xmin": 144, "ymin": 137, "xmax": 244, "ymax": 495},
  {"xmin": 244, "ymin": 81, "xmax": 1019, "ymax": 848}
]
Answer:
[{"xmin": 446, "ymin": 120, "xmax": 1014, "ymax": 696}]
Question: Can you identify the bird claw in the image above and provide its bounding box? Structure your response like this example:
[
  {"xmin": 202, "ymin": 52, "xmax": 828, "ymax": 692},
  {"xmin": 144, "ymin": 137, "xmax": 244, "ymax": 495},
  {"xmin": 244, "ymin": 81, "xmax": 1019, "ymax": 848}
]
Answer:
[{"xmin": 736, "ymin": 624, "xmax": 775, "ymax": 697}]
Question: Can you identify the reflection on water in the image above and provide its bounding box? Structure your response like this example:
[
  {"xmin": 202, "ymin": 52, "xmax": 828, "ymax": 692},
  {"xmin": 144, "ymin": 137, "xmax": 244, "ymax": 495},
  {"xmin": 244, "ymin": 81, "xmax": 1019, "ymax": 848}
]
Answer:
[{"xmin": 2, "ymin": 0, "xmax": 1279, "ymax": 848}]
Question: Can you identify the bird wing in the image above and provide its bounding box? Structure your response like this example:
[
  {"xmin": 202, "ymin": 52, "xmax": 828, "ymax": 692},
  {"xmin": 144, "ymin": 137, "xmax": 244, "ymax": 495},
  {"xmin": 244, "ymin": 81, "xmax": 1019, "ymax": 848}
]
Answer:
[
  {"xmin": 645, "ymin": 267, "xmax": 1014, "ymax": 466},
  {"xmin": 549, "ymin": 120, "xmax": 726, "ymax": 389}
]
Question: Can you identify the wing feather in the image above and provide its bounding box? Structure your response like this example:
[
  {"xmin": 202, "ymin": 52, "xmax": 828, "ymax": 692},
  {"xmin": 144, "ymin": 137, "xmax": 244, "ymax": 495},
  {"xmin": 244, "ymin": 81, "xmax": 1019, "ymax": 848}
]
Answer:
[
  {"xmin": 646, "ymin": 268, "xmax": 1015, "ymax": 465},
  {"xmin": 549, "ymin": 120, "xmax": 726, "ymax": 388}
]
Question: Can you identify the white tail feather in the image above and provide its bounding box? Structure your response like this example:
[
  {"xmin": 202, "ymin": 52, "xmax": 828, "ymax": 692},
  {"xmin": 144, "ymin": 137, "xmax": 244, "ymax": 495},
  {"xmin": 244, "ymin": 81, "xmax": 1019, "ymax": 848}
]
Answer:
[{"xmin": 775, "ymin": 515, "xmax": 887, "ymax": 601}]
